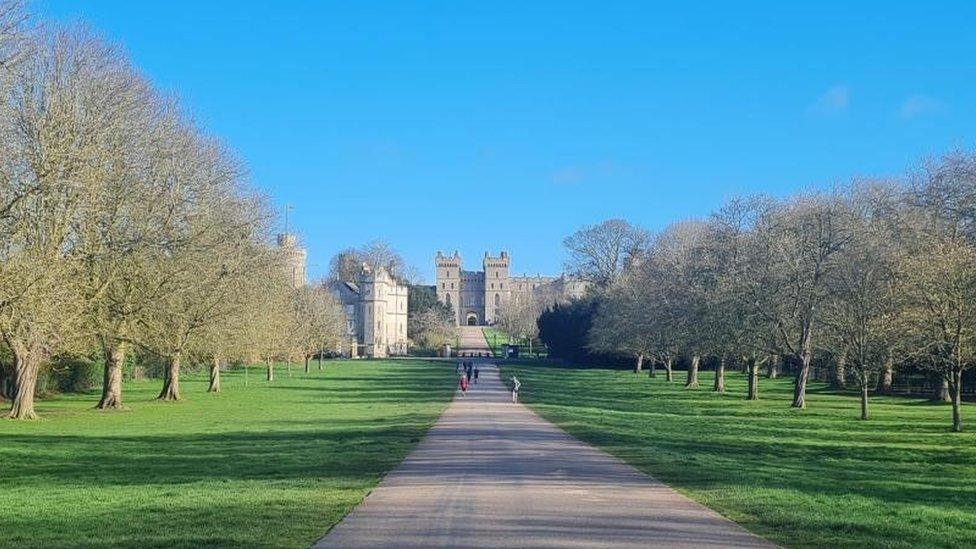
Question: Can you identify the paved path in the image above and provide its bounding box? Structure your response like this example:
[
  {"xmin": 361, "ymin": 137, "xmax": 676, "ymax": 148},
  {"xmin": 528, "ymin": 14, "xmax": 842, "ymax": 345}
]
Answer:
[
  {"xmin": 314, "ymin": 363, "xmax": 775, "ymax": 548},
  {"xmin": 457, "ymin": 325, "xmax": 492, "ymax": 356}
]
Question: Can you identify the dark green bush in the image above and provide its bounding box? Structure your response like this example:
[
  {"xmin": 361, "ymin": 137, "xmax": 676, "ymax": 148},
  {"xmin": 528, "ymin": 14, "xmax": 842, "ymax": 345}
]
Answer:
[{"xmin": 49, "ymin": 355, "xmax": 100, "ymax": 393}]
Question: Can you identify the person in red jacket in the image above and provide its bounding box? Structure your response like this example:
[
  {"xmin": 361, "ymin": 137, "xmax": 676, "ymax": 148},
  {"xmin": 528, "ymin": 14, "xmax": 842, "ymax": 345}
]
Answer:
[{"xmin": 459, "ymin": 372, "xmax": 469, "ymax": 395}]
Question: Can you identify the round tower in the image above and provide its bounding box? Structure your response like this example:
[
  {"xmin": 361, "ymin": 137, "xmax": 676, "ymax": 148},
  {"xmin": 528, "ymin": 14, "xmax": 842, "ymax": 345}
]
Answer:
[{"xmin": 277, "ymin": 233, "xmax": 307, "ymax": 288}]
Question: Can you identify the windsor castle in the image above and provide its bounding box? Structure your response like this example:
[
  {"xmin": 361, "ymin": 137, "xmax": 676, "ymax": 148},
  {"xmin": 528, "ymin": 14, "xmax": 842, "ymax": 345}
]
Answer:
[{"xmin": 435, "ymin": 251, "xmax": 587, "ymax": 326}]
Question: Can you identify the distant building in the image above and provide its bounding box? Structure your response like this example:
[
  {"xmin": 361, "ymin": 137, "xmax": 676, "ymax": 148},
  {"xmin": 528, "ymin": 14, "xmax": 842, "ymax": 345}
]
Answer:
[
  {"xmin": 434, "ymin": 250, "xmax": 587, "ymax": 326},
  {"xmin": 277, "ymin": 233, "xmax": 307, "ymax": 288},
  {"xmin": 330, "ymin": 263, "xmax": 409, "ymax": 358}
]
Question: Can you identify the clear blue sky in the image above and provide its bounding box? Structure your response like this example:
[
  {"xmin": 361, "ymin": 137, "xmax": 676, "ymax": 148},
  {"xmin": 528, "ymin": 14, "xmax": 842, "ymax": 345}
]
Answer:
[{"xmin": 37, "ymin": 1, "xmax": 976, "ymax": 282}]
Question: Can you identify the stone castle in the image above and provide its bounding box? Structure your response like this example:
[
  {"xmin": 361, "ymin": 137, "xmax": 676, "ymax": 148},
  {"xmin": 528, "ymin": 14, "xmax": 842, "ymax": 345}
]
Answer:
[
  {"xmin": 278, "ymin": 232, "xmax": 408, "ymax": 358},
  {"xmin": 435, "ymin": 251, "xmax": 587, "ymax": 326},
  {"xmin": 330, "ymin": 264, "xmax": 409, "ymax": 358}
]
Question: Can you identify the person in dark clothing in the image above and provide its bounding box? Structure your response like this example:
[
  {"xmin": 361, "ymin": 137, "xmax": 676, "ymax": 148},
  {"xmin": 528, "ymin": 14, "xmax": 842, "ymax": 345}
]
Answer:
[{"xmin": 473, "ymin": 366, "xmax": 480, "ymax": 384}]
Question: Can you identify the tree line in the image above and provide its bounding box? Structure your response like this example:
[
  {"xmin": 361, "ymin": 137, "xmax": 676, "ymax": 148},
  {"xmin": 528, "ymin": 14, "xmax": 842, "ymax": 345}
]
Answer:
[
  {"xmin": 550, "ymin": 152, "xmax": 976, "ymax": 432},
  {"xmin": 0, "ymin": 2, "xmax": 345, "ymax": 419}
]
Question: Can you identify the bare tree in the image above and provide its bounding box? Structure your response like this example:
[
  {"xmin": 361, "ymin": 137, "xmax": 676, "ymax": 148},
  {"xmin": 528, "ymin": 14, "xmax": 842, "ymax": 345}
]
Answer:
[
  {"xmin": 0, "ymin": 28, "xmax": 125, "ymax": 418},
  {"xmin": 744, "ymin": 193, "xmax": 853, "ymax": 408},
  {"xmin": 821, "ymin": 182, "xmax": 905, "ymax": 419},
  {"xmin": 291, "ymin": 285, "xmax": 345, "ymax": 374},
  {"xmin": 329, "ymin": 240, "xmax": 414, "ymax": 283},
  {"xmin": 901, "ymin": 152, "xmax": 976, "ymax": 431},
  {"xmin": 563, "ymin": 219, "xmax": 649, "ymax": 288},
  {"xmin": 496, "ymin": 292, "xmax": 542, "ymax": 354}
]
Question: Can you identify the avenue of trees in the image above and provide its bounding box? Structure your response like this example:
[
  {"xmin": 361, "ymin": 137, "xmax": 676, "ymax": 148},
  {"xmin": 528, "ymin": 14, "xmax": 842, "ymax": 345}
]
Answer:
[
  {"xmin": 550, "ymin": 155, "xmax": 976, "ymax": 432},
  {"xmin": 0, "ymin": 2, "xmax": 345, "ymax": 419}
]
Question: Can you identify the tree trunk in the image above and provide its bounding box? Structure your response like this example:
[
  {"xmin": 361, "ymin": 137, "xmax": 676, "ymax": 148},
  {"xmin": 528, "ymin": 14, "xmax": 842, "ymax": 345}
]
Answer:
[
  {"xmin": 157, "ymin": 354, "xmax": 182, "ymax": 401},
  {"xmin": 634, "ymin": 353, "xmax": 644, "ymax": 373},
  {"xmin": 951, "ymin": 369, "xmax": 963, "ymax": 433},
  {"xmin": 304, "ymin": 356, "xmax": 311, "ymax": 374},
  {"xmin": 318, "ymin": 351, "xmax": 323, "ymax": 370},
  {"xmin": 96, "ymin": 341, "xmax": 126, "ymax": 409},
  {"xmin": 649, "ymin": 358, "xmax": 656, "ymax": 378},
  {"xmin": 266, "ymin": 358, "xmax": 274, "ymax": 382},
  {"xmin": 934, "ymin": 377, "xmax": 951, "ymax": 403},
  {"xmin": 713, "ymin": 357, "xmax": 726, "ymax": 392},
  {"xmin": 665, "ymin": 356, "xmax": 673, "ymax": 382},
  {"xmin": 792, "ymin": 346, "xmax": 812, "ymax": 408},
  {"xmin": 7, "ymin": 344, "xmax": 40, "ymax": 420},
  {"xmin": 685, "ymin": 355, "xmax": 700, "ymax": 389},
  {"xmin": 208, "ymin": 356, "xmax": 221, "ymax": 393},
  {"xmin": 860, "ymin": 372, "xmax": 869, "ymax": 420},
  {"xmin": 879, "ymin": 357, "xmax": 894, "ymax": 395},
  {"xmin": 833, "ymin": 352, "xmax": 846, "ymax": 389},
  {"xmin": 766, "ymin": 354, "xmax": 779, "ymax": 379},
  {"xmin": 747, "ymin": 358, "xmax": 759, "ymax": 400}
]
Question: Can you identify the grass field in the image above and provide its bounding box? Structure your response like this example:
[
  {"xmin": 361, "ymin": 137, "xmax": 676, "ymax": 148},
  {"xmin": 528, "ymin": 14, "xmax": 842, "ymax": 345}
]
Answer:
[
  {"xmin": 0, "ymin": 359, "xmax": 455, "ymax": 548},
  {"xmin": 482, "ymin": 327, "xmax": 509, "ymax": 356},
  {"xmin": 482, "ymin": 327, "xmax": 548, "ymax": 358},
  {"xmin": 498, "ymin": 361, "xmax": 976, "ymax": 549}
]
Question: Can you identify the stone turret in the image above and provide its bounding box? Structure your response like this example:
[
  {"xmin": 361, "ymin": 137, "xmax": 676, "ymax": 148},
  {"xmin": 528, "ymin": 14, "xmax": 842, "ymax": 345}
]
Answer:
[{"xmin": 277, "ymin": 233, "xmax": 307, "ymax": 288}]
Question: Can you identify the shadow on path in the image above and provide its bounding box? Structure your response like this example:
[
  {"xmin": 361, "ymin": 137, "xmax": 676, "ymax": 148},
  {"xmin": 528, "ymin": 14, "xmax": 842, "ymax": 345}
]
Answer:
[{"xmin": 314, "ymin": 362, "xmax": 776, "ymax": 548}]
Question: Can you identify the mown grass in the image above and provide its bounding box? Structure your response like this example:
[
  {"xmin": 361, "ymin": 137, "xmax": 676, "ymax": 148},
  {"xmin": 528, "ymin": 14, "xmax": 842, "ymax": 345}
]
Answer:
[
  {"xmin": 498, "ymin": 361, "xmax": 976, "ymax": 549},
  {"xmin": 0, "ymin": 359, "xmax": 456, "ymax": 548},
  {"xmin": 482, "ymin": 327, "xmax": 509, "ymax": 356}
]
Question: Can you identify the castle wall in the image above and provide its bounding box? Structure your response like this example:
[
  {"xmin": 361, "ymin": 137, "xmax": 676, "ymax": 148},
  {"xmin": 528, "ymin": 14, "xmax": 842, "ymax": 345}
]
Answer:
[{"xmin": 435, "ymin": 250, "xmax": 583, "ymax": 327}]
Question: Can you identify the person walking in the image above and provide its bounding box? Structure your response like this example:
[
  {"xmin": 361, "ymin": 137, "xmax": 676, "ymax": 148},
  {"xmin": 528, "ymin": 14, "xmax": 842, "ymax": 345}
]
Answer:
[
  {"xmin": 473, "ymin": 365, "xmax": 480, "ymax": 384},
  {"xmin": 511, "ymin": 375, "xmax": 521, "ymax": 404},
  {"xmin": 459, "ymin": 372, "xmax": 469, "ymax": 396},
  {"xmin": 466, "ymin": 364, "xmax": 473, "ymax": 385}
]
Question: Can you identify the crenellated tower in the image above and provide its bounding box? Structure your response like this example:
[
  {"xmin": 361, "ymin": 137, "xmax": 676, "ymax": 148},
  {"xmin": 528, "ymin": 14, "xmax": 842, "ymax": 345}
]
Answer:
[
  {"xmin": 435, "ymin": 251, "xmax": 462, "ymax": 325},
  {"xmin": 482, "ymin": 251, "xmax": 510, "ymax": 324}
]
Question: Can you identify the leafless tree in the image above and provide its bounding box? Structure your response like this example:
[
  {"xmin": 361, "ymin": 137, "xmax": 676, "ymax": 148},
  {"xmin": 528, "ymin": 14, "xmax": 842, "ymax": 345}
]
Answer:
[
  {"xmin": 329, "ymin": 240, "xmax": 414, "ymax": 283},
  {"xmin": 291, "ymin": 285, "xmax": 346, "ymax": 374},
  {"xmin": 821, "ymin": 182, "xmax": 905, "ymax": 419},
  {"xmin": 563, "ymin": 219, "xmax": 649, "ymax": 288},
  {"xmin": 900, "ymin": 152, "xmax": 976, "ymax": 431},
  {"xmin": 0, "ymin": 28, "xmax": 125, "ymax": 418}
]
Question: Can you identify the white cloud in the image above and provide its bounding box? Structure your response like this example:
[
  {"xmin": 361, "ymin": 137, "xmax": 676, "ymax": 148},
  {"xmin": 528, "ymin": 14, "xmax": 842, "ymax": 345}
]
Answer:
[
  {"xmin": 807, "ymin": 85, "xmax": 850, "ymax": 115},
  {"xmin": 899, "ymin": 95, "xmax": 946, "ymax": 119}
]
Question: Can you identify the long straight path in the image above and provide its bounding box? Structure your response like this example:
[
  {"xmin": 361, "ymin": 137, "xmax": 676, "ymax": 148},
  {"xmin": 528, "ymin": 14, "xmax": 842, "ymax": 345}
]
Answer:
[{"xmin": 313, "ymin": 363, "xmax": 775, "ymax": 548}]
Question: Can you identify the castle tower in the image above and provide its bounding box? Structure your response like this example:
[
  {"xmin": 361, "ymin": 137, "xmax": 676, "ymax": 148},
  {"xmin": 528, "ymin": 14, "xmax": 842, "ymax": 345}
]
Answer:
[
  {"xmin": 358, "ymin": 263, "xmax": 383, "ymax": 358},
  {"xmin": 483, "ymin": 251, "xmax": 510, "ymax": 324},
  {"xmin": 435, "ymin": 251, "xmax": 462, "ymax": 326},
  {"xmin": 277, "ymin": 233, "xmax": 307, "ymax": 288}
]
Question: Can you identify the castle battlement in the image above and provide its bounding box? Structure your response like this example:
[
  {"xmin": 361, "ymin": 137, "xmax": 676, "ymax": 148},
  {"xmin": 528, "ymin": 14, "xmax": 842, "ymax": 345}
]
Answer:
[{"xmin": 434, "ymin": 250, "xmax": 584, "ymax": 326}]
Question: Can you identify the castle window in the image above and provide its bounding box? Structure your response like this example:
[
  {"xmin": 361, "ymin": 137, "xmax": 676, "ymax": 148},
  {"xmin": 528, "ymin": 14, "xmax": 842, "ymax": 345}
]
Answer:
[
  {"xmin": 490, "ymin": 283, "xmax": 494, "ymax": 289},
  {"xmin": 450, "ymin": 282, "xmax": 454, "ymax": 289},
  {"xmin": 494, "ymin": 293, "xmax": 500, "ymax": 306},
  {"xmin": 445, "ymin": 294, "xmax": 452, "ymax": 306},
  {"xmin": 441, "ymin": 283, "xmax": 445, "ymax": 289},
  {"xmin": 500, "ymin": 283, "xmax": 503, "ymax": 289}
]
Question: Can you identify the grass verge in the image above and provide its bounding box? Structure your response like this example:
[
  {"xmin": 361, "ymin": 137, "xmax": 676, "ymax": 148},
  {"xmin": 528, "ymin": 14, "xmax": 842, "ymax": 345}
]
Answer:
[
  {"xmin": 0, "ymin": 359, "xmax": 455, "ymax": 548},
  {"xmin": 499, "ymin": 361, "xmax": 976, "ymax": 549}
]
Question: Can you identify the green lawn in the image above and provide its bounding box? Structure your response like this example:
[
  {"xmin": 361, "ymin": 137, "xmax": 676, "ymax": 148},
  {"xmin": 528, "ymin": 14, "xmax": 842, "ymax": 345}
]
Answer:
[
  {"xmin": 482, "ymin": 327, "xmax": 548, "ymax": 358},
  {"xmin": 482, "ymin": 327, "xmax": 509, "ymax": 356},
  {"xmin": 499, "ymin": 361, "xmax": 976, "ymax": 549},
  {"xmin": 0, "ymin": 359, "xmax": 455, "ymax": 548}
]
